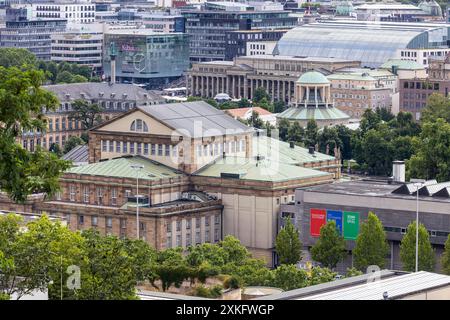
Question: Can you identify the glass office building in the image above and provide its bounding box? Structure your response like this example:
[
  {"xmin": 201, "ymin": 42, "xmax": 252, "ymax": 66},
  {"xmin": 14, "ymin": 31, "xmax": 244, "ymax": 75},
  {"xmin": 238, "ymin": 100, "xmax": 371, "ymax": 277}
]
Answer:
[
  {"xmin": 103, "ymin": 30, "xmax": 190, "ymax": 89},
  {"xmin": 275, "ymin": 21, "xmax": 450, "ymax": 68}
]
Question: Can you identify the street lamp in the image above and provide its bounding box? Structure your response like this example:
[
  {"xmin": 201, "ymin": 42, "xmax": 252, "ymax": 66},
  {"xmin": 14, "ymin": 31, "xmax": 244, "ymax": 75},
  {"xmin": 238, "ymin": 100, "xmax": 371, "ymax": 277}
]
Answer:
[{"xmin": 131, "ymin": 164, "xmax": 144, "ymax": 240}]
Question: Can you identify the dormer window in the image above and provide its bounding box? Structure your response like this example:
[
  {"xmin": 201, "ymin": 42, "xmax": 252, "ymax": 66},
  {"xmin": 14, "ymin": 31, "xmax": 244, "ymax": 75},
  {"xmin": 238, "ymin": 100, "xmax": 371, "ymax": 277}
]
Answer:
[{"xmin": 130, "ymin": 119, "xmax": 148, "ymax": 132}]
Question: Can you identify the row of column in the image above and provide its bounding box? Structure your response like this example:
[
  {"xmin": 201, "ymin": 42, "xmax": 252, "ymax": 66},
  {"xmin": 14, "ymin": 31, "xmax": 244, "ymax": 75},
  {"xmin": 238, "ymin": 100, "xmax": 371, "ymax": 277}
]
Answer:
[{"xmin": 189, "ymin": 74, "xmax": 295, "ymax": 104}]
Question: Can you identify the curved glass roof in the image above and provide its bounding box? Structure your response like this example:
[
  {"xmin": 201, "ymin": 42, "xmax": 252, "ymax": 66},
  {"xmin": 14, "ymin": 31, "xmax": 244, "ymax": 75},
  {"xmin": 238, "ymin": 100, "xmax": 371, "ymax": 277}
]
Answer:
[
  {"xmin": 277, "ymin": 106, "xmax": 350, "ymax": 121},
  {"xmin": 275, "ymin": 22, "xmax": 448, "ymax": 67}
]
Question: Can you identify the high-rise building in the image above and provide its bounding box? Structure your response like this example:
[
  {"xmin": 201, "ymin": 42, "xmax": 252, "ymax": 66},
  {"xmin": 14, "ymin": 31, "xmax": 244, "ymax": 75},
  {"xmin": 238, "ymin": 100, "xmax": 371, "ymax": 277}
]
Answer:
[
  {"xmin": 0, "ymin": 7, "xmax": 67, "ymax": 60},
  {"xmin": 51, "ymin": 23, "xmax": 103, "ymax": 70},
  {"xmin": 182, "ymin": 1, "xmax": 298, "ymax": 62},
  {"xmin": 31, "ymin": 0, "xmax": 95, "ymax": 24}
]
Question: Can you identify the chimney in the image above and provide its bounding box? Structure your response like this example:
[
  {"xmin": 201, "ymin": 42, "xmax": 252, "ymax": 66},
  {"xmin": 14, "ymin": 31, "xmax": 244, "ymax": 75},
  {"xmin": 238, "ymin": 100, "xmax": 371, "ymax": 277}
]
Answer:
[
  {"xmin": 289, "ymin": 141, "xmax": 295, "ymax": 148},
  {"xmin": 308, "ymin": 146, "xmax": 315, "ymax": 155},
  {"xmin": 392, "ymin": 161, "xmax": 405, "ymax": 183}
]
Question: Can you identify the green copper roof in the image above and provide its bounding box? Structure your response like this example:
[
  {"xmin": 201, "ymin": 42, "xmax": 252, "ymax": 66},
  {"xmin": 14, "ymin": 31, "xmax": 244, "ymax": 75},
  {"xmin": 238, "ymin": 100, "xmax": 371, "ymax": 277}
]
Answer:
[
  {"xmin": 380, "ymin": 59, "xmax": 424, "ymax": 70},
  {"xmin": 66, "ymin": 156, "xmax": 184, "ymax": 181},
  {"xmin": 252, "ymin": 136, "xmax": 335, "ymax": 164},
  {"xmin": 297, "ymin": 71, "xmax": 330, "ymax": 84},
  {"xmin": 276, "ymin": 106, "xmax": 350, "ymax": 121},
  {"xmin": 193, "ymin": 156, "xmax": 330, "ymax": 182}
]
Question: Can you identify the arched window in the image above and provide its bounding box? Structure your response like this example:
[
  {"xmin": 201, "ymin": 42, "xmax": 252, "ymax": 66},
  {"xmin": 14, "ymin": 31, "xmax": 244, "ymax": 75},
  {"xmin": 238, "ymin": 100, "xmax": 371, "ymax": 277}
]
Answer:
[{"xmin": 130, "ymin": 119, "xmax": 149, "ymax": 132}]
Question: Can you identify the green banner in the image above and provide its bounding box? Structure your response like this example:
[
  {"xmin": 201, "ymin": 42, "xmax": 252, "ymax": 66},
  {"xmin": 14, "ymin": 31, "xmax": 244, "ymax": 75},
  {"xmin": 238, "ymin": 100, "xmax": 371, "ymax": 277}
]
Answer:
[{"xmin": 343, "ymin": 211, "xmax": 359, "ymax": 240}]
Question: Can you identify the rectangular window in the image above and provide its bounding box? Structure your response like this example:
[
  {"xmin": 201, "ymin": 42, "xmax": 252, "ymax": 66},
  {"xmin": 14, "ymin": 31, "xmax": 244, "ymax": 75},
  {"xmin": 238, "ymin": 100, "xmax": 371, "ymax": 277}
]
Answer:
[
  {"xmin": 137, "ymin": 143, "xmax": 142, "ymax": 154},
  {"xmin": 176, "ymin": 220, "xmax": 181, "ymax": 232},
  {"xmin": 166, "ymin": 222, "xmax": 172, "ymax": 233},
  {"xmin": 205, "ymin": 230, "xmax": 210, "ymax": 243},
  {"xmin": 144, "ymin": 143, "xmax": 149, "ymax": 155},
  {"xmin": 109, "ymin": 140, "xmax": 113, "ymax": 152},
  {"xmin": 97, "ymin": 187, "xmax": 103, "ymax": 205},
  {"xmin": 186, "ymin": 233, "xmax": 192, "ymax": 246},
  {"xmin": 197, "ymin": 145, "xmax": 202, "ymax": 157},
  {"xmin": 78, "ymin": 215, "xmax": 84, "ymax": 225},
  {"xmin": 91, "ymin": 216, "xmax": 98, "ymax": 227},
  {"xmin": 123, "ymin": 142, "xmax": 128, "ymax": 153},
  {"xmin": 120, "ymin": 218, "xmax": 127, "ymax": 229},
  {"xmin": 69, "ymin": 185, "xmax": 76, "ymax": 201},
  {"xmin": 166, "ymin": 235, "xmax": 172, "ymax": 248},
  {"xmin": 176, "ymin": 234, "xmax": 182, "ymax": 247},
  {"xmin": 83, "ymin": 186, "xmax": 89, "ymax": 203},
  {"xmin": 195, "ymin": 231, "xmax": 201, "ymax": 244},
  {"xmin": 215, "ymin": 214, "xmax": 220, "ymax": 225},
  {"xmin": 106, "ymin": 217, "xmax": 112, "ymax": 228},
  {"xmin": 116, "ymin": 141, "xmax": 121, "ymax": 153},
  {"xmin": 151, "ymin": 144, "xmax": 156, "ymax": 155},
  {"xmin": 203, "ymin": 145, "xmax": 208, "ymax": 157},
  {"xmin": 205, "ymin": 217, "xmax": 210, "ymax": 227},
  {"xmin": 165, "ymin": 144, "xmax": 170, "ymax": 156},
  {"xmin": 111, "ymin": 188, "xmax": 117, "ymax": 205},
  {"xmin": 130, "ymin": 142, "xmax": 135, "ymax": 154},
  {"xmin": 186, "ymin": 219, "xmax": 191, "ymax": 230},
  {"xmin": 196, "ymin": 218, "xmax": 201, "ymax": 229},
  {"xmin": 158, "ymin": 144, "xmax": 163, "ymax": 156},
  {"xmin": 214, "ymin": 228, "xmax": 220, "ymax": 242},
  {"xmin": 102, "ymin": 140, "xmax": 107, "ymax": 152}
]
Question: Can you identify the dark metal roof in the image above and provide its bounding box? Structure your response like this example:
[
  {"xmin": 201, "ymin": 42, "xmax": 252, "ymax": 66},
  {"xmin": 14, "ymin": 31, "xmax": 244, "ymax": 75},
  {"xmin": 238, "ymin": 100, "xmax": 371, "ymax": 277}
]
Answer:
[{"xmin": 61, "ymin": 145, "xmax": 88, "ymax": 164}]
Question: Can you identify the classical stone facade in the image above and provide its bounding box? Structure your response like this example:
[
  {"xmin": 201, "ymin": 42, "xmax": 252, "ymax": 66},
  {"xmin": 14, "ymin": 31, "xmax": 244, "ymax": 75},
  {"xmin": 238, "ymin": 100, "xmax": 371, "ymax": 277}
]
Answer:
[
  {"xmin": 187, "ymin": 55, "xmax": 360, "ymax": 104},
  {"xmin": 19, "ymin": 83, "xmax": 164, "ymax": 152}
]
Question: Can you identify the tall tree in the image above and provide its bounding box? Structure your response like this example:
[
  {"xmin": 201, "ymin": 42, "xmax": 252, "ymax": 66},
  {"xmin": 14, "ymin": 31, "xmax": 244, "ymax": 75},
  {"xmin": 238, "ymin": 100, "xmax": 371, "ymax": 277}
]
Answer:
[
  {"xmin": 67, "ymin": 99, "xmax": 104, "ymax": 130},
  {"xmin": 375, "ymin": 106, "xmax": 395, "ymax": 122},
  {"xmin": 318, "ymin": 126, "xmax": 342, "ymax": 156},
  {"xmin": 277, "ymin": 118, "xmax": 291, "ymax": 142},
  {"xmin": 360, "ymin": 108, "xmax": 381, "ymax": 134},
  {"xmin": 353, "ymin": 212, "xmax": 389, "ymax": 271},
  {"xmin": 304, "ymin": 119, "xmax": 318, "ymax": 147},
  {"xmin": 400, "ymin": 222, "xmax": 435, "ymax": 272},
  {"xmin": 63, "ymin": 136, "xmax": 85, "ymax": 154},
  {"xmin": 441, "ymin": 234, "xmax": 450, "ymax": 275},
  {"xmin": 253, "ymin": 87, "xmax": 270, "ymax": 104},
  {"xmin": 408, "ymin": 118, "xmax": 450, "ymax": 182},
  {"xmin": 287, "ymin": 121, "xmax": 304, "ymax": 144},
  {"xmin": 421, "ymin": 93, "xmax": 450, "ymax": 123},
  {"xmin": 0, "ymin": 66, "xmax": 70, "ymax": 202},
  {"xmin": 310, "ymin": 220, "xmax": 347, "ymax": 269},
  {"xmin": 388, "ymin": 111, "xmax": 420, "ymax": 137},
  {"xmin": 335, "ymin": 124, "xmax": 354, "ymax": 160},
  {"xmin": 275, "ymin": 218, "xmax": 302, "ymax": 265},
  {"xmin": 0, "ymin": 48, "xmax": 37, "ymax": 68},
  {"xmin": 246, "ymin": 110, "xmax": 264, "ymax": 129}
]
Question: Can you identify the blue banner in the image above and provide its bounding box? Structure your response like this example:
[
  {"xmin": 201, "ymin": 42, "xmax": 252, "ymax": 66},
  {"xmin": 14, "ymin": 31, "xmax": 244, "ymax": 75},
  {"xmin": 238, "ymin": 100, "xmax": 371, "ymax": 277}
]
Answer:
[{"xmin": 326, "ymin": 210, "xmax": 343, "ymax": 235}]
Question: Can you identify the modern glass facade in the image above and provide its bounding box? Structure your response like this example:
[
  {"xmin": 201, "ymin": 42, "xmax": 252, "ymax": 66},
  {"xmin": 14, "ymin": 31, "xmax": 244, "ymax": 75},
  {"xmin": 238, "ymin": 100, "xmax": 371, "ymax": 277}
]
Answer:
[
  {"xmin": 103, "ymin": 31, "xmax": 190, "ymax": 89},
  {"xmin": 275, "ymin": 21, "xmax": 450, "ymax": 67},
  {"xmin": 182, "ymin": 9, "xmax": 297, "ymax": 62}
]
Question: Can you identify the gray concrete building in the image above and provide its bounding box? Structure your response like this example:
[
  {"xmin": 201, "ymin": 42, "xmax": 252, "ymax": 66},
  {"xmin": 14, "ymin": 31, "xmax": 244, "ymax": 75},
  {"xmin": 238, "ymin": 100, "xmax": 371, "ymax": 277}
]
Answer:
[{"xmin": 279, "ymin": 173, "xmax": 450, "ymax": 273}]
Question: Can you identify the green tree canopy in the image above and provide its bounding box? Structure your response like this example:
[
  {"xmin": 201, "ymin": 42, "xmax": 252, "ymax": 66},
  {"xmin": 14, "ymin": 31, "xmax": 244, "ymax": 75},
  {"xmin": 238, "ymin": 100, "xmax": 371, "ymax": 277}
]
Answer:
[
  {"xmin": 287, "ymin": 121, "xmax": 304, "ymax": 144},
  {"xmin": 253, "ymin": 87, "xmax": 270, "ymax": 104},
  {"xmin": 441, "ymin": 234, "xmax": 450, "ymax": 275},
  {"xmin": 275, "ymin": 218, "xmax": 302, "ymax": 265},
  {"xmin": 63, "ymin": 135, "xmax": 85, "ymax": 154},
  {"xmin": 271, "ymin": 264, "xmax": 308, "ymax": 291},
  {"xmin": 353, "ymin": 212, "xmax": 389, "ymax": 271},
  {"xmin": 68, "ymin": 99, "xmax": 104, "ymax": 130},
  {"xmin": 408, "ymin": 118, "xmax": 450, "ymax": 182},
  {"xmin": 421, "ymin": 93, "xmax": 450, "ymax": 123},
  {"xmin": 0, "ymin": 66, "xmax": 70, "ymax": 202},
  {"xmin": 400, "ymin": 222, "xmax": 435, "ymax": 272},
  {"xmin": 0, "ymin": 48, "xmax": 37, "ymax": 69},
  {"xmin": 310, "ymin": 220, "xmax": 347, "ymax": 269},
  {"xmin": 304, "ymin": 119, "xmax": 318, "ymax": 147}
]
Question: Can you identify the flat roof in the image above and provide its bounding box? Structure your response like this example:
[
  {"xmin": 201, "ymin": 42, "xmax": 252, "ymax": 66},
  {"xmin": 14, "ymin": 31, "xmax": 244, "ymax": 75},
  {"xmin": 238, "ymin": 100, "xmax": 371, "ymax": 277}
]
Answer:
[
  {"xmin": 237, "ymin": 55, "xmax": 359, "ymax": 63},
  {"xmin": 301, "ymin": 179, "xmax": 450, "ymax": 203}
]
